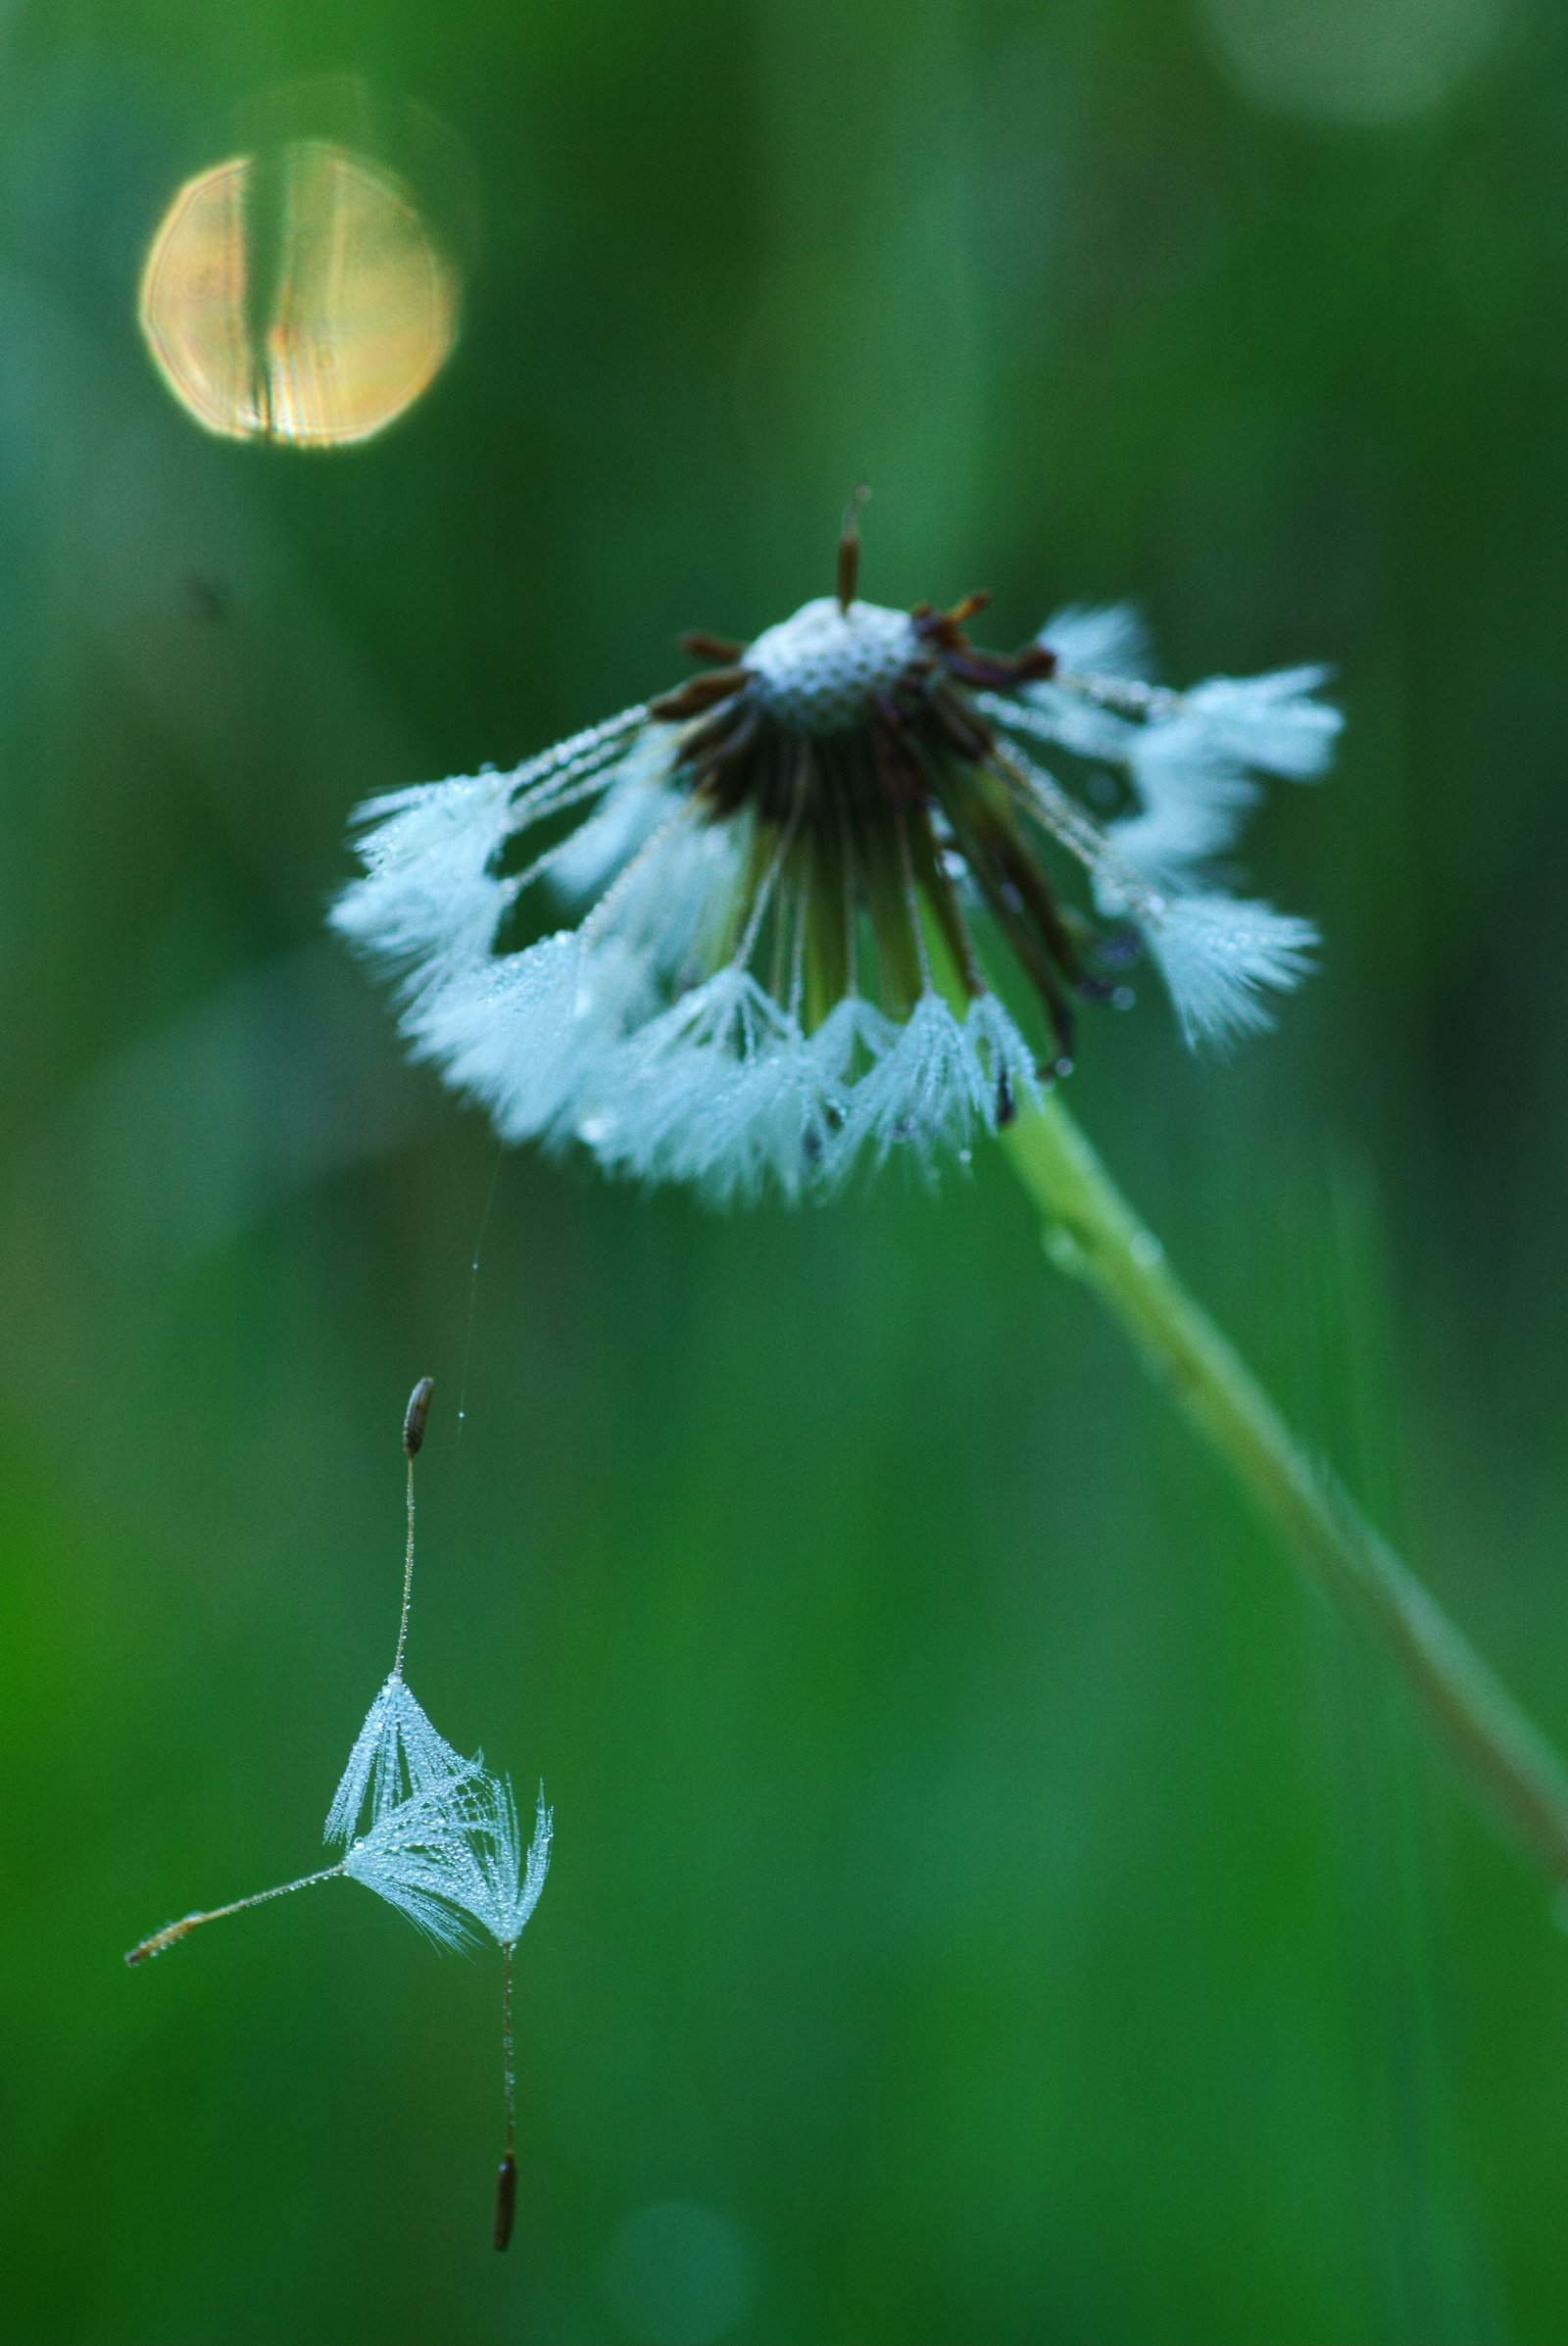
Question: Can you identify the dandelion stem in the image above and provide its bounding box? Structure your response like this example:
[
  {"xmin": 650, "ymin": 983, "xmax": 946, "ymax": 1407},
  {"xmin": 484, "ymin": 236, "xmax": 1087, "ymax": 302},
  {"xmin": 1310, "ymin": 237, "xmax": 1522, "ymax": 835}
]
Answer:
[
  {"xmin": 394, "ymin": 1377, "xmax": 434, "ymax": 1679},
  {"xmin": 502, "ymin": 1941, "xmax": 516, "ymax": 2155},
  {"xmin": 493, "ymin": 1942, "xmax": 518, "ymax": 2251},
  {"xmin": 1002, "ymin": 1092, "xmax": 1568, "ymax": 1881},
  {"xmin": 125, "ymin": 1865, "xmax": 345, "ymax": 1965},
  {"xmin": 394, "ymin": 1454, "xmax": 416, "ymax": 1681}
]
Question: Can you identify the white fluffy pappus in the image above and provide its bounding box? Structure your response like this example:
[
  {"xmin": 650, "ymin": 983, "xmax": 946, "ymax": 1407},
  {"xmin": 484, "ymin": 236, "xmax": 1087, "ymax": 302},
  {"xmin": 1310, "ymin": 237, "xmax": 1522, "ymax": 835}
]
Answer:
[
  {"xmin": 324, "ymin": 1671, "xmax": 483, "ymax": 1845},
  {"xmin": 338, "ymin": 1778, "xmax": 493, "ymax": 1952},
  {"xmin": 440, "ymin": 1776, "xmax": 555, "ymax": 1953}
]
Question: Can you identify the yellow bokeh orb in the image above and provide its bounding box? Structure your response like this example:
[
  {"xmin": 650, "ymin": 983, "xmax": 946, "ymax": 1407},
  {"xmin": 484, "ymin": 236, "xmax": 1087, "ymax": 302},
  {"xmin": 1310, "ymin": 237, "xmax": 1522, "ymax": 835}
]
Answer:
[{"xmin": 138, "ymin": 141, "xmax": 460, "ymax": 448}]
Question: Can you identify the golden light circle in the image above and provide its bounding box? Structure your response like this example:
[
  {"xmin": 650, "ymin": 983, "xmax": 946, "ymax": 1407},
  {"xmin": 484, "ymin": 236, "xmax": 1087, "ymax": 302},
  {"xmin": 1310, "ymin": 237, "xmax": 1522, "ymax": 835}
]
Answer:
[{"xmin": 137, "ymin": 141, "xmax": 460, "ymax": 448}]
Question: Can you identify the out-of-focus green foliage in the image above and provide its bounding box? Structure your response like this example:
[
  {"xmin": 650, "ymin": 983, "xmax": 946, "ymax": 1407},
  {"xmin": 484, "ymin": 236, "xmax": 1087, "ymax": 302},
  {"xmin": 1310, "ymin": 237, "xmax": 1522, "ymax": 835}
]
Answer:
[{"xmin": 1, "ymin": 3, "xmax": 1562, "ymax": 2342}]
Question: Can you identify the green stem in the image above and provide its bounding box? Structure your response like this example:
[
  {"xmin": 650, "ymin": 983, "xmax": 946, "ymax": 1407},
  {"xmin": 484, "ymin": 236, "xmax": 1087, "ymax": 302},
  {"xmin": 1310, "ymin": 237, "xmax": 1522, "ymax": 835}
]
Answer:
[{"xmin": 1002, "ymin": 1092, "xmax": 1568, "ymax": 1881}]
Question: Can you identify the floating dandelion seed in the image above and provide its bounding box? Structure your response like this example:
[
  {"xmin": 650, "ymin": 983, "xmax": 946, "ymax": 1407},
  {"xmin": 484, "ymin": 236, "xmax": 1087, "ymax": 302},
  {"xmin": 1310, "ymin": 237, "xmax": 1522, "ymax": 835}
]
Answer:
[
  {"xmin": 125, "ymin": 1381, "xmax": 486, "ymax": 1969},
  {"xmin": 325, "ymin": 1378, "xmax": 484, "ymax": 1843},
  {"xmin": 125, "ymin": 1779, "xmax": 478, "ymax": 1965},
  {"xmin": 122, "ymin": 1374, "xmax": 567, "ymax": 2243},
  {"xmin": 332, "ymin": 500, "xmax": 1340, "ymax": 1202}
]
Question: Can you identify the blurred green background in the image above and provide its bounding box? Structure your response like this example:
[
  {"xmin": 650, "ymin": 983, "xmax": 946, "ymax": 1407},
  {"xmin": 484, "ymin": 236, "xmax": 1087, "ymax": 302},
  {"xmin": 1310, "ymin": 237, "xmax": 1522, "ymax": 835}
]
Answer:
[{"xmin": 1, "ymin": 2, "xmax": 1563, "ymax": 2341}]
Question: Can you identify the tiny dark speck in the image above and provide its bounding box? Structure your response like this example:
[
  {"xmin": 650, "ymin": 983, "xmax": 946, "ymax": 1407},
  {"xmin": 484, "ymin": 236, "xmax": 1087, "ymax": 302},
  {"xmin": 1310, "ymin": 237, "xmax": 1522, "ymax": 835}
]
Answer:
[{"xmin": 184, "ymin": 574, "xmax": 231, "ymax": 622}]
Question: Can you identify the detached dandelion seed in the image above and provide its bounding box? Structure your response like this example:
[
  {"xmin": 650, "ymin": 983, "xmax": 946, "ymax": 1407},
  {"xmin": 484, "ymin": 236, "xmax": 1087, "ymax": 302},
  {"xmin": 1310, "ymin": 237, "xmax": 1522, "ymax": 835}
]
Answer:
[
  {"xmin": 125, "ymin": 1863, "xmax": 344, "ymax": 1965},
  {"xmin": 403, "ymin": 1372, "xmax": 435, "ymax": 1457},
  {"xmin": 333, "ymin": 508, "xmax": 1339, "ymax": 1202},
  {"xmin": 325, "ymin": 1379, "xmax": 483, "ymax": 1844},
  {"xmin": 124, "ymin": 1782, "xmax": 480, "ymax": 1966},
  {"xmin": 122, "ymin": 1373, "xmax": 564, "ymax": 2250},
  {"xmin": 125, "ymin": 1383, "xmax": 489, "ymax": 1966}
]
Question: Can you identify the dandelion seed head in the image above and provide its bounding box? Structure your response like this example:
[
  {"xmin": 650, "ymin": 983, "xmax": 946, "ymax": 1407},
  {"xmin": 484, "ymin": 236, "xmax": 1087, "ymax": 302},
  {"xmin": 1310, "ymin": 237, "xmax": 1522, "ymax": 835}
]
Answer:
[
  {"xmin": 333, "ymin": 528, "xmax": 1340, "ymax": 1201},
  {"xmin": 743, "ymin": 598, "xmax": 919, "ymax": 734}
]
